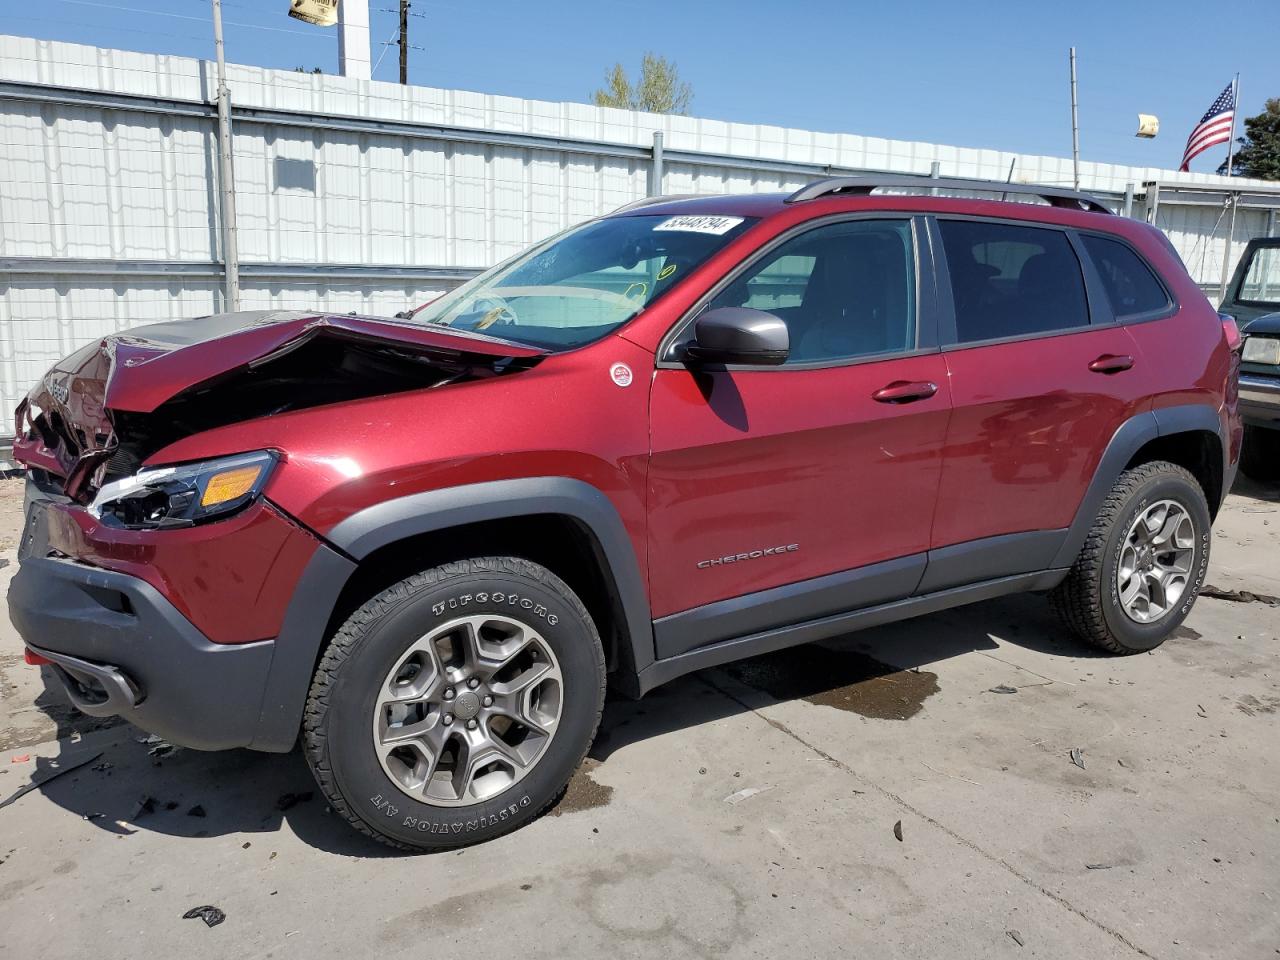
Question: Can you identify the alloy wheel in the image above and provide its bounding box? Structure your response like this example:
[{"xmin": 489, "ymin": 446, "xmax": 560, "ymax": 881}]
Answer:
[
  {"xmin": 372, "ymin": 614, "xmax": 563, "ymax": 805},
  {"xmin": 1116, "ymin": 499, "xmax": 1195, "ymax": 624}
]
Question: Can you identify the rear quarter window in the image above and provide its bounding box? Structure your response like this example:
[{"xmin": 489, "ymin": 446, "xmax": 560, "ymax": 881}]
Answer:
[{"xmin": 1081, "ymin": 234, "xmax": 1171, "ymax": 319}]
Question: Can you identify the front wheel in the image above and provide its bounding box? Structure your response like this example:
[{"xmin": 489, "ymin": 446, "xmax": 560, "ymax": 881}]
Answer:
[
  {"xmin": 1051, "ymin": 461, "xmax": 1211, "ymax": 654},
  {"xmin": 303, "ymin": 557, "xmax": 606, "ymax": 851}
]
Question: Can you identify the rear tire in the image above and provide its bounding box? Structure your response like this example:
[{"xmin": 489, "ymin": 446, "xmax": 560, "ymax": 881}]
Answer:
[
  {"xmin": 303, "ymin": 557, "xmax": 606, "ymax": 851},
  {"xmin": 1051, "ymin": 461, "xmax": 1211, "ymax": 654},
  {"xmin": 1239, "ymin": 424, "xmax": 1280, "ymax": 483}
]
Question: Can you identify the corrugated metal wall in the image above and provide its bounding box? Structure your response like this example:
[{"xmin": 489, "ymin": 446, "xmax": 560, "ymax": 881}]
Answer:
[{"xmin": 1, "ymin": 34, "xmax": 1276, "ymax": 422}]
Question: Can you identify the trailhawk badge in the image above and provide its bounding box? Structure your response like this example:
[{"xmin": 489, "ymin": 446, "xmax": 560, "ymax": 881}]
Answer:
[{"xmin": 610, "ymin": 362, "xmax": 633, "ymax": 387}]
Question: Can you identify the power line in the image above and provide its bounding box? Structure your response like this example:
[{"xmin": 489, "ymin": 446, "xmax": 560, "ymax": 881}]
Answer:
[{"xmin": 41, "ymin": 0, "xmax": 336, "ymax": 40}]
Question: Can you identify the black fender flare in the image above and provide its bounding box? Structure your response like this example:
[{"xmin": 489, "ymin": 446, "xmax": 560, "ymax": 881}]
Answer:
[
  {"xmin": 1049, "ymin": 403, "xmax": 1228, "ymax": 570},
  {"xmin": 249, "ymin": 477, "xmax": 653, "ymax": 750}
]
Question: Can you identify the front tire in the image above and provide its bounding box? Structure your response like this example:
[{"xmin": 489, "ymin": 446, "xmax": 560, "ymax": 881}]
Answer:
[
  {"xmin": 1052, "ymin": 461, "xmax": 1211, "ymax": 654},
  {"xmin": 303, "ymin": 557, "xmax": 606, "ymax": 851}
]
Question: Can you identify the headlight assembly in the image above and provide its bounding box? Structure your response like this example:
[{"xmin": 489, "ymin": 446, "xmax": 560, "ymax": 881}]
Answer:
[
  {"xmin": 90, "ymin": 450, "xmax": 279, "ymax": 529},
  {"xmin": 1242, "ymin": 335, "xmax": 1280, "ymax": 367}
]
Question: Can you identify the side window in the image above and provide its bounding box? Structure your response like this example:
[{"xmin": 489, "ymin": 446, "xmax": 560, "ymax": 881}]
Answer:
[
  {"xmin": 1081, "ymin": 234, "xmax": 1170, "ymax": 318},
  {"xmin": 708, "ymin": 219, "xmax": 916, "ymax": 364},
  {"xmin": 939, "ymin": 220, "xmax": 1090, "ymax": 343},
  {"xmin": 1240, "ymin": 245, "xmax": 1280, "ymax": 307}
]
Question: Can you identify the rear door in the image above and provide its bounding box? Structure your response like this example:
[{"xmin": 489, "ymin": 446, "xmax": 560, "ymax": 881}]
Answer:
[
  {"xmin": 922, "ymin": 216, "xmax": 1152, "ymax": 591},
  {"xmin": 646, "ymin": 216, "xmax": 952, "ymax": 657}
]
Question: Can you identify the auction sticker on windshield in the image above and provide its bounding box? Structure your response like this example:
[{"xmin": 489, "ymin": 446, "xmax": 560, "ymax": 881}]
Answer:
[{"xmin": 654, "ymin": 215, "xmax": 745, "ymax": 235}]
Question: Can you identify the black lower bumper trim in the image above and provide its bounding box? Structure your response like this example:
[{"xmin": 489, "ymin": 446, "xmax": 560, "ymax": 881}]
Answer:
[{"xmin": 9, "ymin": 555, "xmax": 276, "ymax": 751}]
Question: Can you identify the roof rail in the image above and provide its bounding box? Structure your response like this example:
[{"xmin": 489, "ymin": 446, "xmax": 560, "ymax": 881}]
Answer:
[
  {"xmin": 785, "ymin": 175, "xmax": 1113, "ymax": 214},
  {"xmin": 611, "ymin": 194, "xmax": 706, "ymax": 214}
]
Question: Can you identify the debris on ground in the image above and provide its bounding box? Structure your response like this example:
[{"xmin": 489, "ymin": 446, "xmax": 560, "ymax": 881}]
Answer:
[
  {"xmin": 187, "ymin": 805, "xmax": 206, "ymax": 817},
  {"xmin": 131, "ymin": 796, "xmax": 156, "ymax": 820},
  {"xmin": 1200, "ymin": 585, "xmax": 1280, "ymax": 606},
  {"xmin": 9, "ymin": 755, "xmax": 29, "ymax": 764},
  {"xmin": 91, "ymin": 761, "xmax": 112, "ymax": 772},
  {"xmin": 893, "ymin": 820, "xmax": 904, "ymax": 842},
  {"xmin": 1197, "ymin": 704, "xmax": 1208, "ymax": 719},
  {"xmin": 1007, "ymin": 929, "xmax": 1025, "ymax": 947},
  {"xmin": 241, "ymin": 842, "xmax": 251, "ymax": 849},
  {"xmin": 1085, "ymin": 863, "xmax": 1114, "ymax": 870},
  {"xmin": 82, "ymin": 812, "xmax": 104, "ymax": 821},
  {"xmin": 722, "ymin": 786, "xmax": 773, "ymax": 805},
  {"xmin": 275, "ymin": 791, "xmax": 313, "ymax": 812},
  {"xmin": 988, "ymin": 684, "xmax": 1019, "ymax": 694},
  {"xmin": 182, "ymin": 905, "xmax": 226, "ymax": 928},
  {"xmin": 0, "ymin": 751, "xmax": 103, "ymax": 812},
  {"xmin": 147, "ymin": 742, "xmax": 175, "ymax": 759},
  {"xmin": 1069, "ymin": 748, "xmax": 1086, "ymax": 770}
]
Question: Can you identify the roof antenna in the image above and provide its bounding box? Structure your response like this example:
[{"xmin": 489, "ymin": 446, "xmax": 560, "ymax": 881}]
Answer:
[{"xmin": 1001, "ymin": 157, "xmax": 1017, "ymax": 202}]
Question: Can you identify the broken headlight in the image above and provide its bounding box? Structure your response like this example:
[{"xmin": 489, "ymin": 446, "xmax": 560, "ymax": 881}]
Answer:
[{"xmin": 90, "ymin": 450, "xmax": 279, "ymax": 529}]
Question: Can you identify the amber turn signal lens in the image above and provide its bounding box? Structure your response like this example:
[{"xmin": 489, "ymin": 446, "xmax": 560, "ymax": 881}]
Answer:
[{"xmin": 200, "ymin": 465, "xmax": 263, "ymax": 507}]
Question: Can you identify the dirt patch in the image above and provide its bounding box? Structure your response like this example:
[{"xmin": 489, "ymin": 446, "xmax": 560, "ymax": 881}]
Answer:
[
  {"xmin": 725, "ymin": 644, "xmax": 939, "ymax": 720},
  {"xmin": 0, "ymin": 477, "xmax": 26, "ymax": 551},
  {"xmin": 1236, "ymin": 694, "xmax": 1280, "ymax": 717},
  {"xmin": 551, "ymin": 756, "xmax": 612, "ymax": 816}
]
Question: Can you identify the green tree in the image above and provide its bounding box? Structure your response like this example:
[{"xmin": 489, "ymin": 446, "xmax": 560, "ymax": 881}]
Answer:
[
  {"xmin": 592, "ymin": 53, "xmax": 692, "ymax": 115},
  {"xmin": 1219, "ymin": 98, "xmax": 1280, "ymax": 180}
]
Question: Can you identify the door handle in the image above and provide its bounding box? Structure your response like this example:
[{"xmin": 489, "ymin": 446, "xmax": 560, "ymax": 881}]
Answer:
[
  {"xmin": 872, "ymin": 380, "xmax": 938, "ymax": 404},
  {"xmin": 1088, "ymin": 354, "xmax": 1135, "ymax": 374}
]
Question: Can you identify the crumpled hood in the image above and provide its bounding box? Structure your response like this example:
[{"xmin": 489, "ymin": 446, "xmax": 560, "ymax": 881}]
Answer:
[{"xmin": 15, "ymin": 309, "xmax": 547, "ymax": 496}]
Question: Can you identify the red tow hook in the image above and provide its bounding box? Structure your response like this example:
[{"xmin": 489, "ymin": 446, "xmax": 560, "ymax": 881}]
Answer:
[{"xmin": 24, "ymin": 648, "xmax": 52, "ymax": 667}]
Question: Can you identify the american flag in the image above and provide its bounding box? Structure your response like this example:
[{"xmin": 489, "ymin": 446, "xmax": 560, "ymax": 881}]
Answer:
[{"xmin": 1179, "ymin": 82, "xmax": 1236, "ymax": 171}]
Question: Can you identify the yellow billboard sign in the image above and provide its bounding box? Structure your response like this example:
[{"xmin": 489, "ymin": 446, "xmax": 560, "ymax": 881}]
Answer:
[{"xmin": 288, "ymin": 0, "xmax": 339, "ymax": 27}]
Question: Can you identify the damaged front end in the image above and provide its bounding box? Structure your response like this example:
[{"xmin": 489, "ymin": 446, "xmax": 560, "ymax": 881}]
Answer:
[{"xmin": 14, "ymin": 310, "xmax": 546, "ymax": 505}]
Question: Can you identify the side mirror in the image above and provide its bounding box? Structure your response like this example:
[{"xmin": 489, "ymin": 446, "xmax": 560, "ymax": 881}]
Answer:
[{"xmin": 684, "ymin": 307, "xmax": 789, "ymax": 366}]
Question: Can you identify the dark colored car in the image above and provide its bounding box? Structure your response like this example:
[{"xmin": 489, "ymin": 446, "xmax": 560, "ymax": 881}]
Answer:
[
  {"xmin": 9, "ymin": 175, "xmax": 1241, "ymax": 850},
  {"xmin": 1220, "ymin": 236, "xmax": 1280, "ymax": 481}
]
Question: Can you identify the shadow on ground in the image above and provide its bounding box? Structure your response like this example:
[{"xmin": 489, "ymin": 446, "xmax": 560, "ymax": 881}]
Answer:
[{"xmin": 10, "ymin": 589, "xmax": 1096, "ymax": 856}]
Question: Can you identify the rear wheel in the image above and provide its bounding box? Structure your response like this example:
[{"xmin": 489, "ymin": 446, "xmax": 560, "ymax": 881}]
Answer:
[
  {"xmin": 1240, "ymin": 424, "xmax": 1280, "ymax": 483},
  {"xmin": 303, "ymin": 557, "xmax": 605, "ymax": 851},
  {"xmin": 1052, "ymin": 461, "xmax": 1211, "ymax": 654}
]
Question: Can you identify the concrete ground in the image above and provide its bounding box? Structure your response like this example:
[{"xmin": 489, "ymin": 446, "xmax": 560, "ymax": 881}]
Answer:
[{"xmin": 0, "ymin": 476, "xmax": 1277, "ymax": 960}]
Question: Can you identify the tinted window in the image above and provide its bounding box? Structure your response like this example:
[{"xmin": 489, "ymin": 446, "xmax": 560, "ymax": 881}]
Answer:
[
  {"xmin": 709, "ymin": 219, "xmax": 915, "ymax": 364},
  {"xmin": 1240, "ymin": 245, "xmax": 1280, "ymax": 307},
  {"xmin": 940, "ymin": 220, "xmax": 1089, "ymax": 343},
  {"xmin": 1082, "ymin": 235, "xmax": 1170, "ymax": 318}
]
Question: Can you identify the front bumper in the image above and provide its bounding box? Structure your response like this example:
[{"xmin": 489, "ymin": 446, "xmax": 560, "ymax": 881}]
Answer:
[
  {"xmin": 10, "ymin": 553, "xmax": 276, "ymax": 751},
  {"xmin": 1239, "ymin": 372, "xmax": 1280, "ymax": 427}
]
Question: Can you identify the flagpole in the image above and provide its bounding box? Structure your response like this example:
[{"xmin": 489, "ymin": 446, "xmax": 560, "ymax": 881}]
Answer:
[
  {"xmin": 1225, "ymin": 74, "xmax": 1240, "ymax": 177},
  {"xmin": 1220, "ymin": 73, "xmax": 1241, "ymax": 300}
]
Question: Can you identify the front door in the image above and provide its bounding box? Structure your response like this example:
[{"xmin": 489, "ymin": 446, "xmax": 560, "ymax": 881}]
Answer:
[{"xmin": 646, "ymin": 217, "xmax": 952, "ymax": 657}]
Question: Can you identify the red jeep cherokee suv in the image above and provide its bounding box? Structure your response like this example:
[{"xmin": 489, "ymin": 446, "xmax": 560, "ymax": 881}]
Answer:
[{"xmin": 10, "ymin": 175, "xmax": 1241, "ymax": 850}]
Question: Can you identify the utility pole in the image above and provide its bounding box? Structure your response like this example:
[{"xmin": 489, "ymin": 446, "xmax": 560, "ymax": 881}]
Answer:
[
  {"xmin": 211, "ymin": 0, "xmax": 240, "ymax": 312},
  {"xmin": 1069, "ymin": 47, "xmax": 1080, "ymax": 191},
  {"xmin": 398, "ymin": 0, "xmax": 409, "ymax": 84}
]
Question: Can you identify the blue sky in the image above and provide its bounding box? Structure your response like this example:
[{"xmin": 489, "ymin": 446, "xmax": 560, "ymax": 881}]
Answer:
[{"xmin": 5, "ymin": 0, "xmax": 1277, "ymax": 172}]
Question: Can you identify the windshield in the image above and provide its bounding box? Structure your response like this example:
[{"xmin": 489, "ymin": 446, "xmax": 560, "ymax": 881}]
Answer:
[
  {"xmin": 1240, "ymin": 244, "xmax": 1280, "ymax": 307},
  {"xmin": 410, "ymin": 213, "xmax": 756, "ymax": 350}
]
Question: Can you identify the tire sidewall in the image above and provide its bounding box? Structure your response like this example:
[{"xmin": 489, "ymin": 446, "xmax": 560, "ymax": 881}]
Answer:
[
  {"xmin": 1100, "ymin": 473, "xmax": 1211, "ymax": 649},
  {"xmin": 322, "ymin": 565, "xmax": 602, "ymax": 849}
]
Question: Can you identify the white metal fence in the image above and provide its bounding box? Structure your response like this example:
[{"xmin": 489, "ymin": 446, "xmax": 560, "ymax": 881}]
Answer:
[{"xmin": 1, "ymin": 34, "xmax": 1277, "ymax": 424}]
